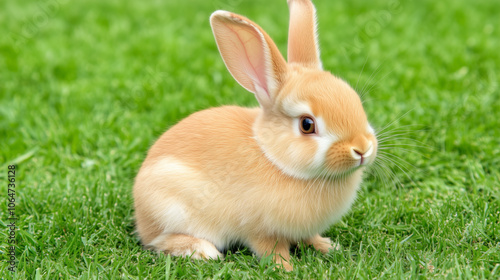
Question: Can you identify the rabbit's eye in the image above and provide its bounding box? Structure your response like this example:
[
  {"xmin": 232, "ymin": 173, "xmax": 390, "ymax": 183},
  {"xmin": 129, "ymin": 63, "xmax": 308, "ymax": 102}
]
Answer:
[{"xmin": 300, "ymin": 116, "xmax": 316, "ymax": 134}]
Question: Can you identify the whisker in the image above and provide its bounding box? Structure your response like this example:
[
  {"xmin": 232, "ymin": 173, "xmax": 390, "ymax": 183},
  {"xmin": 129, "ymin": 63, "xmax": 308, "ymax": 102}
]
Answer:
[
  {"xmin": 363, "ymin": 69, "xmax": 394, "ymax": 97},
  {"xmin": 378, "ymin": 143, "xmax": 433, "ymax": 151},
  {"xmin": 377, "ymin": 136, "xmax": 431, "ymax": 145},
  {"xmin": 355, "ymin": 56, "xmax": 369, "ymax": 93},
  {"xmin": 376, "ymin": 128, "xmax": 430, "ymax": 139},
  {"xmin": 377, "ymin": 152, "xmax": 419, "ymax": 169},
  {"xmin": 375, "ymin": 109, "xmax": 416, "ymax": 135},
  {"xmin": 370, "ymin": 160, "xmax": 402, "ymax": 188},
  {"xmin": 361, "ymin": 96, "xmax": 383, "ymax": 104},
  {"xmin": 360, "ymin": 62, "xmax": 385, "ymax": 98},
  {"xmin": 376, "ymin": 154, "xmax": 415, "ymax": 186},
  {"xmin": 367, "ymin": 162, "xmax": 387, "ymax": 184},
  {"xmin": 373, "ymin": 159, "xmax": 404, "ymax": 188},
  {"xmin": 377, "ymin": 135, "xmax": 427, "ymax": 142},
  {"xmin": 378, "ymin": 147, "xmax": 430, "ymax": 159}
]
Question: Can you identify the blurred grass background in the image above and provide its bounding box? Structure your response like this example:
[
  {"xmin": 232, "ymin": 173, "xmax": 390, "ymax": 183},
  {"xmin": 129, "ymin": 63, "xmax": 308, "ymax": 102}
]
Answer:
[{"xmin": 0, "ymin": 0, "xmax": 499, "ymax": 278}]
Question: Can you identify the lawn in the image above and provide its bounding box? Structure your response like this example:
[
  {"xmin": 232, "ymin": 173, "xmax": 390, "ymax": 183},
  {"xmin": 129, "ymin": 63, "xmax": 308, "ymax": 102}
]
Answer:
[{"xmin": 1, "ymin": 0, "xmax": 499, "ymax": 278}]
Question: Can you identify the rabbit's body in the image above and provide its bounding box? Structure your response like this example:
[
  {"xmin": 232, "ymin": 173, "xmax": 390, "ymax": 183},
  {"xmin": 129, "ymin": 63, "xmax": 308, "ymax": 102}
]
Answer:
[
  {"xmin": 134, "ymin": 106, "xmax": 363, "ymax": 251},
  {"xmin": 134, "ymin": 0, "xmax": 378, "ymax": 271}
]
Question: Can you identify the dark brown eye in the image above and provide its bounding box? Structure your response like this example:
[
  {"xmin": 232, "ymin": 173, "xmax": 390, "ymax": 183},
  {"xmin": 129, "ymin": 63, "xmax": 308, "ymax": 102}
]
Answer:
[{"xmin": 300, "ymin": 116, "xmax": 316, "ymax": 134}]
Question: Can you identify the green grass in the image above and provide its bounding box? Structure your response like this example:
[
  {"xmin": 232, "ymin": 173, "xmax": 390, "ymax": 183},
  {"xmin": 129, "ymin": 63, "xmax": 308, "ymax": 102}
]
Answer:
[{"xmin": 1, "ymin": 0, "xmax": 499, "ymax": 278}]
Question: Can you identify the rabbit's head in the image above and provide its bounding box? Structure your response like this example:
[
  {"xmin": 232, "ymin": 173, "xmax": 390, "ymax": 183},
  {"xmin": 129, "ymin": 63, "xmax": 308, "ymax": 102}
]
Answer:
[{"xmin": 211, "ymin": 0, "xmax": 377, "ymax": 180}]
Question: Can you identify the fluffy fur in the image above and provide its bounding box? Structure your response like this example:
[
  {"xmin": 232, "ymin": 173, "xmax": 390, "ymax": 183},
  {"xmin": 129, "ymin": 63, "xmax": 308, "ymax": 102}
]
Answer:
[{"xmin": 133, "ymin": 0, "xmax": 377, "ymax": 271}]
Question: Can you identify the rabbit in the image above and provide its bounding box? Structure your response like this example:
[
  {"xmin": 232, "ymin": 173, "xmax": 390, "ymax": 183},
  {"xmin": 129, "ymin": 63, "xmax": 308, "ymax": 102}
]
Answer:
[{"xmin": 133, "ymin": 0, "xmax": 377, "ymax": 271}]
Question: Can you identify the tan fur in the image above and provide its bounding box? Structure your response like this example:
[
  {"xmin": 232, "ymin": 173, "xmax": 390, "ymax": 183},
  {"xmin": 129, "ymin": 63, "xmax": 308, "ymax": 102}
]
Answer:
[
  {"xmin": 304, "ymin": 234, "xmax": 340, "ymax": 253},
  {"xmin": 133, "ymin": 0, "xmax": 378, "ymax": 271},
  {"xmin": 287, "ymin": 0, "xmax": 322, "ymax": 69}
]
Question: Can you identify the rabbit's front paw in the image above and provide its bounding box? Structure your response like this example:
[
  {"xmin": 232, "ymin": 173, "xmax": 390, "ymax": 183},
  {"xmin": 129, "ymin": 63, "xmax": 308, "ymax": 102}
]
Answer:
[{"xmin": 304, "ymin": 234, "xmax": 340, "ymax": 254}]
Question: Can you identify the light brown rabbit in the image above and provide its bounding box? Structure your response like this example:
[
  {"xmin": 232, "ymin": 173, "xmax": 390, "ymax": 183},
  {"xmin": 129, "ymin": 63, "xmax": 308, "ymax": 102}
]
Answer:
[{"xmin": 133, "ymin": 0, "xmax": 377, "ymax": 271}]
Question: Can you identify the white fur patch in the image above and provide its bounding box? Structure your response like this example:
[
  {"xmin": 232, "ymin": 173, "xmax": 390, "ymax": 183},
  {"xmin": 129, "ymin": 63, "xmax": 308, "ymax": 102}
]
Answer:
[
  {"xmin": 292, "ymin": 118, "xmax": 301, "ymax": 136},
  {"xmin": 150, "ymin": 157, "xmax": 194, "ymax": 176},
  {"xmin": 282, "ymin": 99, "xmax": 313, "ymax": 118},
  {"xmin": 193, "ymin": 239, "xmax": 224, "ymax": 260},
  {"xmin": 367, "ymin": 123, "xmax": 375, "ymax": 135},
  {"xmin": 312, "ymin": 134, "xmax": 334, "ymax": 169},
  {"xmin": 364, "ymin": 142, "xmax": 374, "ymax": 158},
  {"xmin": 146, "ymin": 157, "xmax": 193, "ymax": 232},
  {"xmin": 148, "ymin": 234, "xmax": 169, "ymax": 249},
  {"xmin": 311, "ymin": 117, "xmax": 339, "ymax": 171},
  {"xmin": 144, "ymin": 157, "xmax": 230, "ymax": 251},
  {"xmin": 156, "ymin": 201, "xmax": 187, "ymax": 231},
  {"xmin": 148, "ymin": 234, "xmax": 223, "ymax": 260}
]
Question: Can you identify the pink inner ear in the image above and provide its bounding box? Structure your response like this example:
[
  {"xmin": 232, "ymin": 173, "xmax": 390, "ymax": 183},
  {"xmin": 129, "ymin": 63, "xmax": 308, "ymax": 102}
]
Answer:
[{"xmin": 215, "ymin": 20, "xmax": 269, "ymax": 96}]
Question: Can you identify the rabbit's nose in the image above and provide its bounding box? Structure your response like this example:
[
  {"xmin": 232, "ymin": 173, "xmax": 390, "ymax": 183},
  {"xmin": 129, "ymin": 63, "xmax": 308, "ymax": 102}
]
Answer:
[
  {"xmin": 350, "ymin": 142, "xmax": 373, "ymax": 165},
  {"xmin": 351, "ymin": 142, "xmax": 373, "ymax": 157}
]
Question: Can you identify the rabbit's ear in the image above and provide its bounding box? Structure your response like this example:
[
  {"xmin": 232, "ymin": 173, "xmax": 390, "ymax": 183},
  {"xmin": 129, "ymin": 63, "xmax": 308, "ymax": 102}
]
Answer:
[
  {"xmin": 210, "ymin": 11, "xmax": 287, "ymax": 108},
  {"xmin": 287, "ymin": 0, "xmax": 322, "ymax": 69}
]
